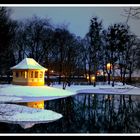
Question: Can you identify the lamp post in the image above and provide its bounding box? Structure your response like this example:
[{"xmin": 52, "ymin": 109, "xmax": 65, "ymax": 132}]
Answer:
[
  {"xmin": 91, "ymin": 75, "xmax": 96, "ymax": 87},
  {"xmin": 107, "ymin": 63, "xmax": 112, "ymax": 85}
]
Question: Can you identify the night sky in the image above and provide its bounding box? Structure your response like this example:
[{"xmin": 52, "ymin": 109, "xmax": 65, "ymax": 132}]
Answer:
[{"xmin": 10, "ymin": 6, "xmax": 140, "ymax": 38}]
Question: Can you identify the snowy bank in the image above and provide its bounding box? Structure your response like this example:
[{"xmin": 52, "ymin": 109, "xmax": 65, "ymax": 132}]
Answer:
[
  {"xmin": 0, "ymin": 83, "xmax": 140, "ymax": 104},
  {"xmin": 53, "ymin": 83, "xmax": 140, "ymax": 96},
  {"xmin": 0, "ymin": 85, "xmax": 77, "ymax": 102},
  {"xmin": 0, "ymin": 104, "xmax": 62, "ymax": 129},
  {"xmin": 0, "ymin": 96, "xmax": 22, "ymax": 103}
]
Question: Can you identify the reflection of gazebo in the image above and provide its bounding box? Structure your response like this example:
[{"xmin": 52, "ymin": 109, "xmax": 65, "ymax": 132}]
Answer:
[{"xmin": 11, "ymin": 58, "xmax": 47, "ymax": 86}]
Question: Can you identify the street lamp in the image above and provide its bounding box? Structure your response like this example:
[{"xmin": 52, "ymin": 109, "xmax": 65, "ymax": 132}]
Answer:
[
  {"xmin": 87, "ymin": 76, "xmax": 89, "ymax": 80},
  {"xmin": 91, "ymin": 75, "xmax": 96, "ymax": 82},
  {"xmin": 91, "ymin": 75, "xmax": 96, "ymax": 87},
  {"xmin": 107, "ymin": 63, "xmax": 112, "ymax": 70},
  {"xmin": 107, "ymin": 63, "xmax": 112, "ymax": 85}
]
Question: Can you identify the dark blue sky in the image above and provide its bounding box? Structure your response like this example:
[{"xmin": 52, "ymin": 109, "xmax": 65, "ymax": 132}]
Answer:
[{"xmin": 10, "ymin": 6, "xmax": 140, "ymax": 38}]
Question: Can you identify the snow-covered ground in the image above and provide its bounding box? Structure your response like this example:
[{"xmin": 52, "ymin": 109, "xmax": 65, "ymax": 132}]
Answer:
[
  {"xmin": 0, "ymin": 83, "xmax": 140, "ymax": 103},
  {"xmin": 0, "ymin": 96, "xmax": 22, "ymax": 103},
  {"xmin": 0, "ymin": 85, "xmax": 77, "ymax": 102},
  {"xmin": 52, "ymin": 82, "xmax": 140, "ymax": 95},
  {"xmin": 0, "ymin": 104, "xmax": 62, "ymax": 129},
  {"xmin": 0, "ymin": 82, "xmax": 140, "ymax": 130}
]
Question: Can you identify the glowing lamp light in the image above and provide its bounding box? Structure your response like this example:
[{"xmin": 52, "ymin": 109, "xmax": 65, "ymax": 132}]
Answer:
[
  {"xmin": 96, "ymin": 72, "xmax": 100, "ymax": 75},
  {"xmin": 91, "ymin": 76, "xmax": 96, "ymax": 81},
  {"xmin": 107, "ymin": 63, "xmax": 112, "ymax": 70},
  {"xmin": 87, "ymin": 76, "xmax": 89, "ymax": 80},
  {"xmin": 51, "ymin": 70, "xmax": 54, "ymax": 73}
]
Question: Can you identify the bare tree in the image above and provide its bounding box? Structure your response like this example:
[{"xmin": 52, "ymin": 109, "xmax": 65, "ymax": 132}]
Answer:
[
  {"xmin": 123, "ymin": 7, "xmax": 140, "ymax": 24},
  {"xmin": 86, "ymin": 17, "xmax": 103, "ymax": 86}
]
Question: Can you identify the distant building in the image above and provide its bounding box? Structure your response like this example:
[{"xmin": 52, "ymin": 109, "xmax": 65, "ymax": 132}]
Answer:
[{"xmin": 131, "ymin": 69, "xmax": 140, "ymax": 81}]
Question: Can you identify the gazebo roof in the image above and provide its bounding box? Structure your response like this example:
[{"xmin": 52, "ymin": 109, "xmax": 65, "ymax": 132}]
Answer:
[{"xmin": 11, "ymin": 58, "xmax": 47, "ymax": 70}]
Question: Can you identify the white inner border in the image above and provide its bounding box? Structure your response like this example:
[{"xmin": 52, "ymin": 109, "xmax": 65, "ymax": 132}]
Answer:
[
  {"xmin": 0, "ymin": 4, "xmax": 140, "ymax": 7},
  {"xmin": 0, "ymin": 3, "xmax": 140, "ymax": 136}
]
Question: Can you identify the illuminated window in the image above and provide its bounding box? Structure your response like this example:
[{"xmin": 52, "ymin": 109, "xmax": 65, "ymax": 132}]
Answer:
[
  {"xmin": 35, "ymin": 71, "xmax": 38, "ymax": 78},
  {"xmin": 25, "ymin": 71, "xmax": 27, "ymax": 79},
  {"xmin": 21, "ymin": 71, "xmax": 24, "ymax": 77},
  {"xmin": 31, "ymin": 71, "xmax": 34, "ymax": 78},
  {"xmin": 40, "ymin": 71, "xmax": 43, "ymax": 78}
]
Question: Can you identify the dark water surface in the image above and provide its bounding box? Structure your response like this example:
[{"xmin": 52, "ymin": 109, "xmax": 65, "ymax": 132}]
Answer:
[{"xmin": 1, "ymin": 93, "xmax": 140, "ymax": 133}]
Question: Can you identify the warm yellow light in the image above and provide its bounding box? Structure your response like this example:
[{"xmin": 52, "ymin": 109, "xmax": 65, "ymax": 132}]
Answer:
[
  {"xmin": 46, "ymin": 68, "xmax": 48, "ymax": 71},
  {"xmin": 87, "ymin": 76, "xmax": 89, "ymax": 80},
  {"xmin": 107, "ymin": 63, "xmax": 112, "ymax": 70},
  {"xmin": 51, "ymin": 70, "xmax": 54, "ymax": 73},
  {"xmin": 91, "ymin": 76, "xmax": 96, "ymax": 81},
  {"xmin": 38, "ymin": 103, "xmax": 44, "ymax": 109}
]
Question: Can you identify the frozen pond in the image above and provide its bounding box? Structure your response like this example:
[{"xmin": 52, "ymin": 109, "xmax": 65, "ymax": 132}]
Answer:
[{"xmin": 1, "ymin": 93, "xmax": 140, "ymax": 133}]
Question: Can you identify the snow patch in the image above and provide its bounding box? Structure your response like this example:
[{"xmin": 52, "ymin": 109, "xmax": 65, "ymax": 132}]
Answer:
[
  {"xmin": 0, "ymin": 96, "xmax": 22, "ymax": 103},
  {"xmin": 0, "ymin": 85, "xmax": 76, "ymax": 103},
  {"xmin": 53, "ymin": 84, "xmax": 140, "ymax": 95},
  {"xmin": 0, "ymin": 104, "xmax": 62, "ymax": 129}
]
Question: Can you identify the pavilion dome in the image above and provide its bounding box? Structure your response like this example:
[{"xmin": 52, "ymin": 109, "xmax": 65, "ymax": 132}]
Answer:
[{"xmin": 11, "ymin": 58, "xmax": 47, "ymax": 71}]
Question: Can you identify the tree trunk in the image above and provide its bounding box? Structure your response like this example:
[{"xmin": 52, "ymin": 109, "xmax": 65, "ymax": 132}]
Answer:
[
  {"xmin": 123, "ymin": 68, "xmax": 126, "ymax": 86},
  {"xmin": 63, "ymin": 75, "xmax": 67, "ymax": 90},
  {"xmin": 93, "ymin": 61, "xmax": 97, "ymax": 87},
  {"xmin": 59, "ymin": 45, "xmax": 63, "ymax": 85},
  {"xmin": 59, "ymin": 62, "xmax": 62, "ymax": 85},
  {"xmin": 120, "ymin": 66, "xmax": 123, "ymax": 83},
  {"xmin": 129, "ymin": 71, "xmax": 132, "ymax": 84},
  {"xmin": 129, "ymin": 63, "xmax": 132, "ymax": 84},
  {"xmin": 68, "ymin": 74, "xmax": 71, "ymax": 87},
  {"xmin": 103, "ymin": 66, "xmax": 106, "ymax": 83},
  {"xmin": 112, "ymin": 64, "xmax": 115, "ymax": 87},
  {"xmin": 93, "ymin": 81, "xmax": 96, "ymax": 87},
  {"xmin": 88, "ymin": 63, "xmax": 92, "ymax": 85},
  {"xmin": 108, "ymin": 72, "xmax": 111, "ymax": 85}
]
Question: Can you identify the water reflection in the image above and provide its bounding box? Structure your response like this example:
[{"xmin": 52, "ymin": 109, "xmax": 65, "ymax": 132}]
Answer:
[{"xmin": 1, "ymin": 93, "xmax": 140, "ymax": 133}]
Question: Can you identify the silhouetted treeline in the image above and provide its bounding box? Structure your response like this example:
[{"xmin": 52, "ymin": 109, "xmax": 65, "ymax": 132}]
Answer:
[{"xmin": 0, "ymin": 7, "xmax": 140, "ymax": 86}]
